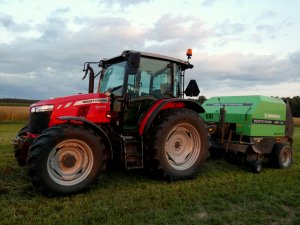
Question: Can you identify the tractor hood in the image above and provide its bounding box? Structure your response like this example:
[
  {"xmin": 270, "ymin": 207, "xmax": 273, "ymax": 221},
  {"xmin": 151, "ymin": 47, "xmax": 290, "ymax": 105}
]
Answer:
[
  {"xmin": 30, "ymin": 93, "xmax": 109, "ymax": 108},
  {"xmin": 30, "ymin": 93, "xmax": 111, "ymax": 128}
]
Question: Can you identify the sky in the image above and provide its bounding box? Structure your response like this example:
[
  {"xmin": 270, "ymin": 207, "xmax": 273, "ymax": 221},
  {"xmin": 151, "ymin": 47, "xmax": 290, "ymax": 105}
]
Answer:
[{"xmin": 0, "ymin": 0, "xmax": 299, "ymax": 100}]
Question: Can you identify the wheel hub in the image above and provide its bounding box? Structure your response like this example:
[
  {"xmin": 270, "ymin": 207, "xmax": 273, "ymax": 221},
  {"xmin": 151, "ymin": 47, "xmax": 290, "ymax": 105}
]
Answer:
[
  {"xmin": 47, "ymin": 139, "xmax": 94, "ymax": 186},
  {"xmin": 165, "ymin": 123, "xmax": 201, "ymax": 170},
  {"xmin": 61, "ymin": 154, "xmax": 77, "ymax": 168},
  {"xmin": 174, "ymin": 139, "xmax": 183, "ymax": 150}
]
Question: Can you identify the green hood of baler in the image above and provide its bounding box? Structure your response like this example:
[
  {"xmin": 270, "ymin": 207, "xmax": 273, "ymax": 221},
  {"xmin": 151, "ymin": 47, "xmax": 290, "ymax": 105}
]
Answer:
[{"xmin": 200, "ymin": 95, "xmax": 286, "ymax": 137}]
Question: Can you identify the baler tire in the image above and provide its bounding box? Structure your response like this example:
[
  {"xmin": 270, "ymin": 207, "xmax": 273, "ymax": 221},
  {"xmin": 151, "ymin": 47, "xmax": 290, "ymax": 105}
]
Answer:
[
  {"xmin": 250, "ymin": 160, "xmax": 262, "ymax": 173},
  {"xmin": 27, "ymin": 124, "xmax": 104, "ymax": 195},
  {"xmin": 146, "ymin": 108, "xmax": 208, "ymax": 180},
  {"xmin": 270, "ymin": 144, "xmax": 293, "ymax": 169},
  {"xmin": 14, "ymin": 125, "xmax": 29, "ymax": 167}
]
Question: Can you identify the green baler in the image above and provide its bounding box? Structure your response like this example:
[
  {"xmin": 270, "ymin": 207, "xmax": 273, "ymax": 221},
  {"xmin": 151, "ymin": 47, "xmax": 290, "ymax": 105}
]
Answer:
[{"xmin": 201, "ymin": 95, "xmax": 294, "ymax": 172}]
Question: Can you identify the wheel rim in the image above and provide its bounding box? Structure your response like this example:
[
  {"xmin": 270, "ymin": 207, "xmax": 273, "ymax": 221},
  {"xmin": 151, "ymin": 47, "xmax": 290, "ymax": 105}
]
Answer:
[
  {"xmin": 164, "ymin": 123, "xmax": 201, "ymax": 170},
  {"xmin": 47, "ymin": 139, "xmax": 94, "ymax": 186},
  {"xmin": 281, "ymin": 148, "xmax": 292, "ymax": 167}
]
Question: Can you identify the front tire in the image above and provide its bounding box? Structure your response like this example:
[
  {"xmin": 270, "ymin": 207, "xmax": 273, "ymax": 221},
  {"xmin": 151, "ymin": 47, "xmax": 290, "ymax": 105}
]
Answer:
[
  {"xmin": 27, "ymin": 124, "xmax": 104, "ymax": 195},
  {"xmin": 14, "ymin": 125, "xmax": 29, "ymax": 166},
  {"xmin": 147, "ymin": 108, "xmax": 208, "ymax": 179}
]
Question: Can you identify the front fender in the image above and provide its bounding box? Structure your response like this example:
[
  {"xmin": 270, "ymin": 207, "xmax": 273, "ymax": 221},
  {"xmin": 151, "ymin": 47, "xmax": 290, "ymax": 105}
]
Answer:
[{"xmin": 57, "ymin": 116, "xmax": 113, "ymax": 159}]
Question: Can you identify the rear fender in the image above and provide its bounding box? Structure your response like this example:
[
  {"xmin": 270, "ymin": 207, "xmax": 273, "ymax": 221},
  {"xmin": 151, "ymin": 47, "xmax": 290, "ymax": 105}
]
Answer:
[
  {"xmin": 138, "ymin": 99, "xmax": 205, "ymax": 136},
  {"xmin": 57, "ymin": 116, "xmax": 113, "ymax": 159}
]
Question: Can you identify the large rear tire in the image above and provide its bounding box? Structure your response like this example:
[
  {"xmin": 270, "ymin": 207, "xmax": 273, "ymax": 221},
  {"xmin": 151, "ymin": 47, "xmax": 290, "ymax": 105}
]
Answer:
[
  {"xmin": 27, "ymin": 124, "xmax": 104, "ymax": 195},
  {"xmin": 147, "ymin": 108, "xmax": 208, "ymax": 179}
]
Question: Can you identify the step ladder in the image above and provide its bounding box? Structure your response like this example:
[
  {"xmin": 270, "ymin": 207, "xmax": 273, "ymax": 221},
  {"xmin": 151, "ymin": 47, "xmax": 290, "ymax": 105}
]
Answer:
[{"xmin": 122, "ymin": 135, "xmax": 144, "ymax": 169}]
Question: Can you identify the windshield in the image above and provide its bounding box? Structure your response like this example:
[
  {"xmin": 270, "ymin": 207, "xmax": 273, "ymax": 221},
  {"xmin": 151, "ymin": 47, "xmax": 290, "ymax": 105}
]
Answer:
[{"xmin": 98, "ymin": 61, "xmax": 127, "ymax": 95}]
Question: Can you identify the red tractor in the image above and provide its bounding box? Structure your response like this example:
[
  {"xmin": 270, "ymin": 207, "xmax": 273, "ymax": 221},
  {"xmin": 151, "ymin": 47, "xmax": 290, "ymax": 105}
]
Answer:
[{"xmin": 13, "ymin": 50, "xmax": 208, "ymax": 195}]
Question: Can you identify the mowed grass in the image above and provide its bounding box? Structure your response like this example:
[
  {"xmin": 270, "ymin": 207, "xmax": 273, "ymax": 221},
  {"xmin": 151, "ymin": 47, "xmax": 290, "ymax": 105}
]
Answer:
[
  {"xmin": 0, "ymin": 106, "xmax": 29, "ymax": 121},
  {"xmin": 0, "ymin": 121, "xmax": 299, "ymax": 225}
]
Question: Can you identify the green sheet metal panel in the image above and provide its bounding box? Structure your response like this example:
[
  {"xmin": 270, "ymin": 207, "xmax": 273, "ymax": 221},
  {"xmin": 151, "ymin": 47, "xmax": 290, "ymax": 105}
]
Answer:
[{"xmin": 201, "ymin": 95, "xmax": 286, "ymax": 137}]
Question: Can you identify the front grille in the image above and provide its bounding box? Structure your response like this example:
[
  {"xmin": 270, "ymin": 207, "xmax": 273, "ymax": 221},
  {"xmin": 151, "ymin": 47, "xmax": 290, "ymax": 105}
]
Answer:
[{"xmin": 28, "ymin": 112, "xmax": 51, "ymax": 134}]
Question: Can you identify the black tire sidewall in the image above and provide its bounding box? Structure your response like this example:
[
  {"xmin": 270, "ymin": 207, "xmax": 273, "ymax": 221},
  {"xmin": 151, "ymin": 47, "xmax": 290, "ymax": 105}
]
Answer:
[
  {"xmin": 30, "ymin": 125, "xmax": 103, "ymax": 194},
  {"xmin": 150, "ymin": 109, "xmax": 208, "ymax": 179},
  {"xmin": 270, "ymin": 143, "xmax": 293, "ymax": 169},
  {"xmin": 277, "ymin": 145, "xmax": 293, "ymax": 169}
]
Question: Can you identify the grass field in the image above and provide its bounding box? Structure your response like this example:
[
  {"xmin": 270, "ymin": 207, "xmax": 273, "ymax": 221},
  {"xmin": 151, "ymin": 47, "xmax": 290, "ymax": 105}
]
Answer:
[{"xmin": 0, "ymin": 121, "xmax": 299, "ymax": 225}]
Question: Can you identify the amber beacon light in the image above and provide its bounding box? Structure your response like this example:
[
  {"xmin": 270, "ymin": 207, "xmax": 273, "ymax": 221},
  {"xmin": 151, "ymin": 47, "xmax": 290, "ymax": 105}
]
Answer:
[{"xmin": 186, "ymin": 48, "xmax": 192, "ymax": 59}]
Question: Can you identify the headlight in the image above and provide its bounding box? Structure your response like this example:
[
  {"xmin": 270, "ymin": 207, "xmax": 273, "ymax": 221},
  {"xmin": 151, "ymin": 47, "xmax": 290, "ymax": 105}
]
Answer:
[{"xmin": 30, "ymin": 105, "xmax": 54, "ymax": 113}]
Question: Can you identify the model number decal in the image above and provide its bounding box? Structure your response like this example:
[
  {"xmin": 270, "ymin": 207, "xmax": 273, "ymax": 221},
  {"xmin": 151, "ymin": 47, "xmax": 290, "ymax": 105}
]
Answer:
[
  {"xmin": 74, "ymin": 98, "xmax": 108, "ymax": 106},
  {"xmin": 206, "ymin": 103, "xmax": 253, "ymax": 107},
  {"xmin": 252, "ymin": 119, "xmax": 285, "ymax": 125}
]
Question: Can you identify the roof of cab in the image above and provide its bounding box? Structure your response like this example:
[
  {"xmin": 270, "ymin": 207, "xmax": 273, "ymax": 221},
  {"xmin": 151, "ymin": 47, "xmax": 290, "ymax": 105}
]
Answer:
[{"xmin": 101, "ymin": 50, "xmax": 189, "ymax": 66}]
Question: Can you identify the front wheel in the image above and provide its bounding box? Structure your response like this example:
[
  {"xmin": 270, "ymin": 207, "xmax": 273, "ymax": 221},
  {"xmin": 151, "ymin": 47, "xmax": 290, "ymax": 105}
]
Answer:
[
  {"xmin": 14, "ymin": 125, "xmax": 30, "ymax": 166},
  {"xmin": 147, "ymin": 108, "xmax": 208, "ymax": 179},
  {"xmin": 27, "ymin": 124, "xmax": 104, "ymax": 195}
]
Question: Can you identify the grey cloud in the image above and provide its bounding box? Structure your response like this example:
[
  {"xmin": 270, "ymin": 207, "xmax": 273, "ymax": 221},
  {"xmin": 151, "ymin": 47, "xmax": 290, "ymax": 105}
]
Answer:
[
  {"xmin": 256, "ymin": 10, "xmax": 278, "ymax": 21},
  {"xmin": 0, "ymin": 14, "xmax": 148, "ymax": 99},
  {"xmin": 99, "ymin": 0, "xmax": 153, "ymax": 8},
  {"xmin": 289, "ymin": 50, "xmax": 300, "ymax": 65},
  {"xmin": 215, "ymin": 19, "xmax": 246, "ymax": 36},
  {"xmin": 256, "ymin": 24, "xmax": 276, "ymax": 33},
  {"xmin": 201, "ymin": 0, "xmax": 218, "ymax": 7},
  {"xmin": 146, "ymin": 14, "xmax": 213, "ymax": 47},
  {"xmin": 0, "ymin": 13, "xmax": 13, "ymax": 27},
  {"xmin": 189, "ymin": 53, "xmax": 299, "ymax": 94},
  {"xmin": 0, "ymin": 13, "xmax": 32, "ymax": 32},
  {"xmin": 0, "ymin": 11, "xmax": 299, "ymax": 99}
]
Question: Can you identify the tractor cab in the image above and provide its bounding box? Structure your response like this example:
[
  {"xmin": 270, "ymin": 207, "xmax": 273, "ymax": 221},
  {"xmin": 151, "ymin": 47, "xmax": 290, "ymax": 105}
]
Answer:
[{"xmin": 88, "ymin": 50, "xmax": 198, "ymax": 131}]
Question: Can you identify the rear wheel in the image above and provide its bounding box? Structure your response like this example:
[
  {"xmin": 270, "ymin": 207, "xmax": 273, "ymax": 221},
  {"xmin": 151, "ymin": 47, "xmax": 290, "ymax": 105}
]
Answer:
[
  {"xmin": 147, "ymin": 108, "xmax": 208, "ymax": 179},
  {"xmin": 27, "ymin": 124, "xmax": 104, "ymax": 195},
  {"xmin": 270, "ymin": 144, "xmax": 293, "ymax": 169}
]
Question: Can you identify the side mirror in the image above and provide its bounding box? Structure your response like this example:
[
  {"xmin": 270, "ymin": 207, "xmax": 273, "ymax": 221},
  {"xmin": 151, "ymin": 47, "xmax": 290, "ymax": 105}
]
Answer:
[
  {"xmin": 128, "ymin": 52, "xmax": 140, "ymax": 74},
  {"xmin": 185, "ymin": 80, "xmax": 200, "ymax": 97}
]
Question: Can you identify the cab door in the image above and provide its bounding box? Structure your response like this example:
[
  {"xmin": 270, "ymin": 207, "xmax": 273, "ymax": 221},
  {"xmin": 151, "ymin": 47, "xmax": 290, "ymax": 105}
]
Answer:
[{"xmin": 123, "ymin": 57, "xmax": 175, "ymax": 130}]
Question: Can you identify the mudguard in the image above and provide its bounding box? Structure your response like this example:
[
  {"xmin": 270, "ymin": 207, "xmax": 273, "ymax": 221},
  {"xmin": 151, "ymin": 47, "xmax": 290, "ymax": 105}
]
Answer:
[
  {"xmin": 58, "ymin": 116, "xmax": 113, "ymax": 158},
  {"xmin": 138, "ymin": 98, "xmax": 205, "ymax": 136}
]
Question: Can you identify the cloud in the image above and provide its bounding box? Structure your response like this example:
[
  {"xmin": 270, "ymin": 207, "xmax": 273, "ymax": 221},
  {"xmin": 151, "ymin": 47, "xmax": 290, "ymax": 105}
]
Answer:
[
  {"xmin": 0, "ymin": 12, "xmax": 149, "ymax": 99},
  {"xmin": 99, "ymin": 0, "xmax": 153, "ymax": 9},
  {"xmin": 216, "ymin": 19, "xmax": 247, "ymax": 36},
  {"xmin": 0, "ymin": 9, "xmax": 298, "ymax": 99},
  {"xmin": 0, "ymin": 13, "xmax": 33, "ymax": 32},
  {"xmin": 201, "ymin": 0, "xmax": 218, "ymax": 7},
  {"xmin": 186, "ymin": 51, "xmax": 300, "ymax": 98},
  {"xmin": 143, "ymin": 14, "xmax": 213, "ymax": 56},
  {"xmin": 0, "ymin": 13, "xmax": 13, "ymax": 27},
  {"xmin": 256, "ymin": 10, "xmax": 278, "ymax": 21}
]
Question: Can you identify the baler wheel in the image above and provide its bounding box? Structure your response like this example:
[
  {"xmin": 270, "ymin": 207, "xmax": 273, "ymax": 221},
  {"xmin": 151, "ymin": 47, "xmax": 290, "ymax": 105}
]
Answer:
[
  {"xmin": 147, "ymin": 108, "xmax": 208, "ymax": 179},
  {"xmin": 250, "ymin": 160, "xmax": 262, "ymax": 173},
  {"xmin": 270, "ymin": 144, "xmax": 293, "ymax": 169},
  {"xmin": 27, "ymin": 124, "xmax": 104, "ymax": 195}
]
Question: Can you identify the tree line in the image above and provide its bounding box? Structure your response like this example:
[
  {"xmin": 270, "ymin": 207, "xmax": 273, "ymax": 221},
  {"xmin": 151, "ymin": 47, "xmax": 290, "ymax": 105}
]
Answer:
[
  {"xmin": 0, "ymin": 98, "xmax": 39, "ymax": 105},
  {"xmin": 198, "ymin": 95, "xmax": 300, "ymax": 117}
]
